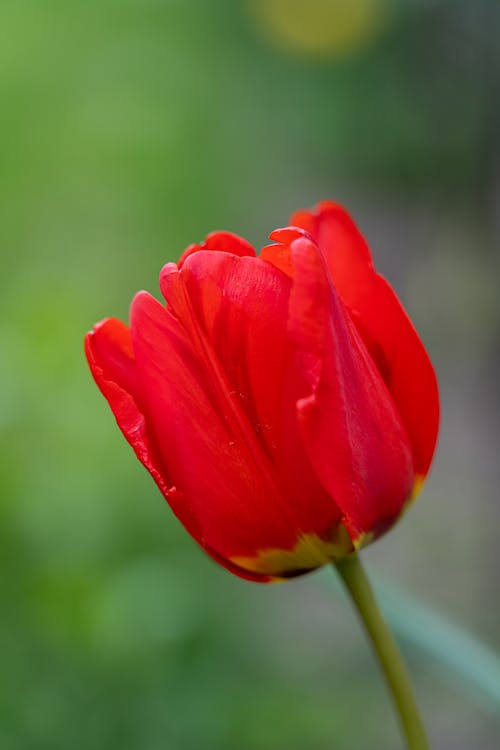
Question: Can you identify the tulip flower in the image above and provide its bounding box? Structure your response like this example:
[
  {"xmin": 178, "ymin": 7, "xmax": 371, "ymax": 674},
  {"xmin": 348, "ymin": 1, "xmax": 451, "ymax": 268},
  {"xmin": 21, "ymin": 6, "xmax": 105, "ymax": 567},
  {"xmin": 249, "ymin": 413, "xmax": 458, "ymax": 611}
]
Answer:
[
  {"xmin": 85, "ymin": 201, "xmax": 439, "ymax": 583},
  {"xmin": 85, "ymin": 201, "xmax": 439, "ymax": 750}
]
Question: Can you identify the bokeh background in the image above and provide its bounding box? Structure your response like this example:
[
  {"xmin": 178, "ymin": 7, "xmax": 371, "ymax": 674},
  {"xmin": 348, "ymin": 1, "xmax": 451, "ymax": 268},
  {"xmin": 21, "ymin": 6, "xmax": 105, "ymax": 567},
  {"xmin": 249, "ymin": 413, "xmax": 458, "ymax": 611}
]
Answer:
[{"xmin": 1, "ymin": 1, "xmax": 499, "ymax": 748}]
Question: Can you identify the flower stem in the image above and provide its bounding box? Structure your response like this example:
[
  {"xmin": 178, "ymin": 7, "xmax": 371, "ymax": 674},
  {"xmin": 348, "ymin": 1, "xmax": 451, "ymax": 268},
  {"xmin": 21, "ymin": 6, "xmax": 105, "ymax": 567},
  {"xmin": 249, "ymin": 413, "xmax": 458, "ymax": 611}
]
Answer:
[{"xmin": 335, "ymin": 554, "xmax": 430, "ymax": 750}]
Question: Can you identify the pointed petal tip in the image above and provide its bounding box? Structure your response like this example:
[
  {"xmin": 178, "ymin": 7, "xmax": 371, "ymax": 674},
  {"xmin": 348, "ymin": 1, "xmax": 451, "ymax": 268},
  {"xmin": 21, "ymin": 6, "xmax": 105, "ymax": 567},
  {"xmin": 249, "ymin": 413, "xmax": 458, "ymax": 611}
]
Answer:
[
  {"xmin": 130, "ymin": 289, "xmax": 158, "ymax": 314},
  {"xmin": 292, "ymin": 200, "xmax": 348, "ymax": 220},
  {"xmin": 85, "ymin": 317, "xmax": 114, "ymax": 338},
  {"xmin": 177, "ymin": 231, "xmax": 256, "ymax": 269},
  {"xmin": 316, "ymin": 199, "xmax": 345, "ymax": 214},
  {"xmin": 159, "ymin": 262, "xmax": 179, "ymax": 292},
  {"xmin": 269, "ymin": 226, "xmax": 311, "ymax": 245},
  {"xmin": 84, "ymin": 317, "xmax": 133, "ymax": 362},
  {"xmin": 202, "ymin": 231, "xmax": 256, "ymax": 257}
]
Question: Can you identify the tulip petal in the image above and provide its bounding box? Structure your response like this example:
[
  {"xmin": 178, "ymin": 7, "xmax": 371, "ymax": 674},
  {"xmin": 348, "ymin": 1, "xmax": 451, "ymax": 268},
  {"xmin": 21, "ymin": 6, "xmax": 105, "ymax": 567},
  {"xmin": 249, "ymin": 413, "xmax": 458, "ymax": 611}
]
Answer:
[
  {"xmin": 177, "ymin": 231, "xmax": 256, "ymax": 268},
  {"xmin": 268, "ymin": 231, "xmax": 414, "ymax": 544},
  {"xmin": 290, "ymin": 201, "xmax": 439, "ymax": 480},
  {"xmin": 86, "ymin": 316, "xmax": 278, "ymax": 582},
  {"xmin": 84, "ymin": 318, "xmax": 171, "ymax": 498}
]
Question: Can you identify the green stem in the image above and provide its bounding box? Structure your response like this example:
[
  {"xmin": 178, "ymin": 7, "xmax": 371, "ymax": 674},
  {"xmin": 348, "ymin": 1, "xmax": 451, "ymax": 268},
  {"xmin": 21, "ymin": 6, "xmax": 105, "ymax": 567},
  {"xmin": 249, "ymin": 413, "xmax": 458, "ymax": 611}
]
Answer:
[{"xmin": 336, "ymin": 554, "xmax": 430, "ymax": 750}]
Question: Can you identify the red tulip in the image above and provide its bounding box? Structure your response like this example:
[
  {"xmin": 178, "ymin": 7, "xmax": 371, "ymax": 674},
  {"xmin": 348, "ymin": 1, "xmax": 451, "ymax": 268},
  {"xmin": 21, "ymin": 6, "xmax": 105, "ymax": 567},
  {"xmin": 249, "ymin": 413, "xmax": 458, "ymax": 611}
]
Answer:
[{"xmin": 85, "ymin": 201, "xmax": 439, "ymax": 582}]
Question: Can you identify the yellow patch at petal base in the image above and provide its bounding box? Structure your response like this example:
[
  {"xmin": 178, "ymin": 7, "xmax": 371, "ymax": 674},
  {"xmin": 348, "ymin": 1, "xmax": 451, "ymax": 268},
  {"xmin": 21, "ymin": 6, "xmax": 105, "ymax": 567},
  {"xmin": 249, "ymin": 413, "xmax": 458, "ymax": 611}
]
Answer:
[
  {"xmin": 231, "ymin": 525, "xmax": 354, "ymax": 577},
  {"xmin": 231, "ymin": 477, "xmax": 427, "ymax": 578},
  {"xmin": 401, "ymin": 474, "xmax": 426, "ymax": 515},
  {"xmin": 410, "ymin": 474, "xmax": 425, "ymax": 502},
  {"xmin": 351, "ymin": 529, "xmax": 375, "ymax": 552},
  {"xmin": 351, "ymin": 475, "xmax": 426, "ymax": 552}
]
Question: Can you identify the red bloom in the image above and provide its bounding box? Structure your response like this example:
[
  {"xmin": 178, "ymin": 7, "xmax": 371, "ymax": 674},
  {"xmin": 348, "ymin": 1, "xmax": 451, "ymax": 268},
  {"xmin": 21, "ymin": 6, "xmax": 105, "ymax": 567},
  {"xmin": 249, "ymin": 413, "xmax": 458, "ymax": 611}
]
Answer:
[{"xmin": 85, "ymin": 201, "xmax": 439, "ymax": 582}]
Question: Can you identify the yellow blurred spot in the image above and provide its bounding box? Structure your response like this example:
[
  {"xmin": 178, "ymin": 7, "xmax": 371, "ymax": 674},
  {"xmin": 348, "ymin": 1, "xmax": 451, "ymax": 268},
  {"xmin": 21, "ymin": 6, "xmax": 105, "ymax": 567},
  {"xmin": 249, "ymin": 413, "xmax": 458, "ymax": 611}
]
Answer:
[
  {"xmin": 231, "ymin": 525, "xmax": 354, "ymax": 576},
  {"xmin": 249, "ymin": 0, "xmax": 388, "ymax": 60}
]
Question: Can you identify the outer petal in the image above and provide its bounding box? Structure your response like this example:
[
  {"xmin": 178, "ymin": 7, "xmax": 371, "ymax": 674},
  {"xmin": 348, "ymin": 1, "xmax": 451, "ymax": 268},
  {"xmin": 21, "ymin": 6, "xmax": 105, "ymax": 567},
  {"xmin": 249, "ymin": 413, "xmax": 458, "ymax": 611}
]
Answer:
[
  {"xmin": 290, "ymin": 201, "xmax": 439, "ymax": 481},
  {"xmin": 129, "ymin": 290, "xmax": 291, "ymax": 564},
  {"xmin": 266, "ymin": 229, "xmax": 414, "ymax": 545},
  {"xmin": 85, "ymin": 318, "xmax": 271, "ymax": 582},
  {"xmin": 84, "ymin": 318, "xmax": 170, "ymax": 498}
]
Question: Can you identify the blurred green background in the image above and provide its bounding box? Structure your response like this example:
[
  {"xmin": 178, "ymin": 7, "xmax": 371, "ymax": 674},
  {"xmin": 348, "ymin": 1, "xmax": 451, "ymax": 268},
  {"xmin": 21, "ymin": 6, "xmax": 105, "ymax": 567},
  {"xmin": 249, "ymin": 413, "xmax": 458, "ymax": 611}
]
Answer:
[{"xmin": 1, "ymin": 1, "xmax": 499, "ymax": 748}]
